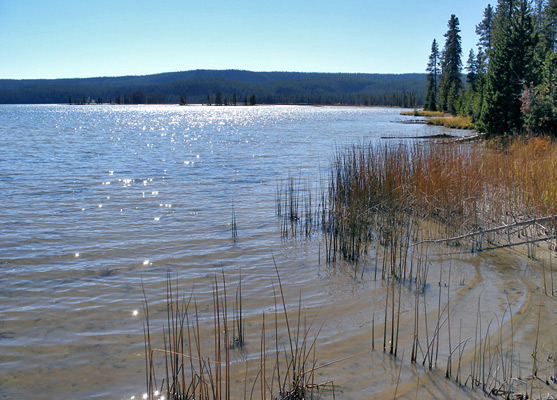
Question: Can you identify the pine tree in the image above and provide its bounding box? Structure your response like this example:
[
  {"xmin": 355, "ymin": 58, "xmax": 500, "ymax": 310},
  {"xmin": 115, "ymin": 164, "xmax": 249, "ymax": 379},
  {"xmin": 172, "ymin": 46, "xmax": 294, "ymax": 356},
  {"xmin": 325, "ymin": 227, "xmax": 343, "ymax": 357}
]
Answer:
[
  {"xmin": 461, "ymin": 5, "xmax": 494, "ymax": 123},
  {"xmin": 521, "ymin": 0, "xmax": 557, "ymax": 135},
  {"xmin": 460, "ymin": 49, "xmax": 479, "ymax": 118},
  {"xmin": 438, "ymin": 15, "xmax": 463, "ymax": 114},
  {"xmin": 476, "ymin": 4, "xmax": 495, "ymax": 60},
  {"xmin": 215, "ymin": 91, "xmax": 222, "ymax": 105},
  {"xmin": 521, "ymin": 51, "xmax": 557, "ymax": 134},
  {"xmin": 466, "ymin": 49, "xmax": 478, "ymax": 89},
  {"xmin": 481, "ymin": 0, "xmax": 538, "ymax": 135},
  {"xmin": 540, "ymin": 0, "xmax": 557, "ymax": 52},
  {"xmin": 424, "ymin": 39, "xmax": 440, "ymax": 111}
]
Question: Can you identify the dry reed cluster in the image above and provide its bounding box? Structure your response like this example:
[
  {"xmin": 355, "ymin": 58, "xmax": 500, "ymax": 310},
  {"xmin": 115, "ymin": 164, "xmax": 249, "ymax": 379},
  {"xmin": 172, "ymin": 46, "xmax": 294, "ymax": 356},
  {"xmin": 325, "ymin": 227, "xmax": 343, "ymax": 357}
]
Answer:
[{"xmin": 323, "ymin": 137, "xmax": 557, "ymax": 264}]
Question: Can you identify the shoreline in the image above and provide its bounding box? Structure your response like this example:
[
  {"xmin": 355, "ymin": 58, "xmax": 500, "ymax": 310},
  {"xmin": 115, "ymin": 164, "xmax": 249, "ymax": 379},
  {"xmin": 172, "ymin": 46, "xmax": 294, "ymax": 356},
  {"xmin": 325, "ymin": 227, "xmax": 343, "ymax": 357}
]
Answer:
[
  {"xmin": 50, "ymin": 102, "xmax": 416, "ymax": 108},
  {"xmin": 400, "ymin": 109, "xmax": 475, "ymax": 130}
]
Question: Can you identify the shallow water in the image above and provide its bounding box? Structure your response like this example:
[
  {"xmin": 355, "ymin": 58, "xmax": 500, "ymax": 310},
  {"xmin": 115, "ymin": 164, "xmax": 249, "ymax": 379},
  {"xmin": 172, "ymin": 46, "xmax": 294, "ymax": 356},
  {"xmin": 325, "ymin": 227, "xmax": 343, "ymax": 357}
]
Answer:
[{"xmin": 1, "ymin": 105, "xmax": 554, "ymax": 399}]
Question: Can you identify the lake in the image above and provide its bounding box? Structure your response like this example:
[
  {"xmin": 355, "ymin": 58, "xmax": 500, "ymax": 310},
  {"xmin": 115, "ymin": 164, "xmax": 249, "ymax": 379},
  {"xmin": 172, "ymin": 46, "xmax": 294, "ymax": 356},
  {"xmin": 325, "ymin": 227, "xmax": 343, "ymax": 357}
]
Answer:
[{"xmin": 2, "ymin": 105, "xmax": 532, "ymax": 399}]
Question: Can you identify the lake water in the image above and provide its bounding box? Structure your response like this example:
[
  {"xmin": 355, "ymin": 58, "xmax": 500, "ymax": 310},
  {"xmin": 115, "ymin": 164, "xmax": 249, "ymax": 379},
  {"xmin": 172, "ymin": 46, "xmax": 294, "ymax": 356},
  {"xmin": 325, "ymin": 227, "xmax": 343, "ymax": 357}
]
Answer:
[{"xmin": 1, "ymin": 105, "xmax": 513, "ymax": 400}]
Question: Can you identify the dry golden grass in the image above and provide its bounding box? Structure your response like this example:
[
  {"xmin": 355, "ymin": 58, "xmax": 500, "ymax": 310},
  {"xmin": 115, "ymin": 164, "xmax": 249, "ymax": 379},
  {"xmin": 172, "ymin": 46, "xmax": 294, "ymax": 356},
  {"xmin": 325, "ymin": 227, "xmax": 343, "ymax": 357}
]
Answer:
[
  {"xmin": 426, "ymin": 116, "xmax": 474, "ymax": 129},
  {"xmin": 488, "ymin": 136, "xmax": 557, "ymax": 216},
  {"xmin": 400, "ymin": 110, "xmax": 446, "ymax": 117}
]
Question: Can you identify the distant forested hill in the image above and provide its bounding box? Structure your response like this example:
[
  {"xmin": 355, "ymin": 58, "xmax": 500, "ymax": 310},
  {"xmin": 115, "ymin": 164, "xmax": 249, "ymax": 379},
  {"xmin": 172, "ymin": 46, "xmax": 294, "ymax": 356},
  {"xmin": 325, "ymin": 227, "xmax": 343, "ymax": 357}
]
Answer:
[{"xmin": 0, "ymin": 69, "xmax": 426, "ymax": 106}]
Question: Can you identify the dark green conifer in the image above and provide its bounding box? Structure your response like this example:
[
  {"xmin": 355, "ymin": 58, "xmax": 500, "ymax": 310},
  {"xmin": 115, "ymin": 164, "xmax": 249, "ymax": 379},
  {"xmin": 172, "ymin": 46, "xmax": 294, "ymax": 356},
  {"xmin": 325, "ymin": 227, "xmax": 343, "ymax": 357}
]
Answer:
[
  {"xmin": 438, "ymin": 15, "xmax": 463, "ymax": 114},
  {"xmin": 481, "ymin": 0, "xmax": 538, "ymax": 135},
  {"xmin": 476, "ymin": 4, "xmax": 495, "ymax": 59},
  {"xmin": 466, "ymin": 49, "xmax": 478, "ymax": 89},
  {"xmin": 544, "ymin": 0, "xmax": 557, "ymax": 51},
  {"xmin": 424, "ymin": 39, "xmax": 440, "ymax": 111}
]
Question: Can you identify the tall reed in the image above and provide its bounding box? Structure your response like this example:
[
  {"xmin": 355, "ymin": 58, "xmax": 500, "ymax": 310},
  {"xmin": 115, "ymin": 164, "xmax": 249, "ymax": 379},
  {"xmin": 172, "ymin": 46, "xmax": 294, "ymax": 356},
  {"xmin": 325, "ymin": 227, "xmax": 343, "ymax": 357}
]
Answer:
[
  {"xmin": 276, "ymin": 176, "xmax": 317, "ymax": 239},
  {"xmin": 142, "ymin": 271, "xmax": 329, "ymax": 400}
]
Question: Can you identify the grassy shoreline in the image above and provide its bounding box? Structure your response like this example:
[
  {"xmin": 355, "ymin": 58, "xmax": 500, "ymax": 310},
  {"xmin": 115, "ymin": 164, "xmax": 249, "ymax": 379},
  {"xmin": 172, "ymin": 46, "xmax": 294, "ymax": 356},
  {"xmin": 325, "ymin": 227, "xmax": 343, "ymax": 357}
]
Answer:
[
  {"xmin": 401, "ymin": 110, "xmax": 475, "ymax": 129},
  {"xmin": 400, "ymin": 110, "xmax": 447, "ymax": 117},
  {"xmin": 426, "ymin": 115, "xmax": 474, "ymax": 129}
]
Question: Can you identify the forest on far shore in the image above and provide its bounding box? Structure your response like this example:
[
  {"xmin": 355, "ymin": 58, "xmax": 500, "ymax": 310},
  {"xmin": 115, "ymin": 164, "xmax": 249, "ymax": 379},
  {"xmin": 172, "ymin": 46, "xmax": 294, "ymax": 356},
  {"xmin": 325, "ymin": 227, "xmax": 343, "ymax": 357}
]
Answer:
[{"xmin": 0, "ymin": 70, "xmax": 425, "ymax": 107}]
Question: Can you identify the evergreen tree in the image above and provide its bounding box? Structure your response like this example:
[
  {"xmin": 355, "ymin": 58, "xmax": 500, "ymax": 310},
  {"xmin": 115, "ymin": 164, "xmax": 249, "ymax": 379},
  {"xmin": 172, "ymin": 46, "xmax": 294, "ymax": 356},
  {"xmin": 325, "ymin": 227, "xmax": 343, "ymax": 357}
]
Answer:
[
  {"xmin": 249, "ymin": 94, "xmax": 256, "ymax": 106},
  {"xmin": 475, "ymin": 3, "xmax": 494, "ymax": 107},
  {"xmin": 546, "ymin": 0, "xmax": 557, "ymax": 50},
  {"xmin": 538, "ymin": 0, "xmax": 557, "ymax": 52},
  {"xmin": 424, "ymin": 39, "xmax": 440, "ymax": 111},
  {"xmin": 232, "ymin": 92, "xmax": 237, "ymax": 106},
  {"xmin": 461, "ymin": 5, "xmax": 494, "ymax": 122},
  {"xmin": 466, "ymin": 49, "xmax": 478, "ymax": 89},
  {"xmin": 521, "ymin": 0, "xmax": 557, "ymax": 136},
  {"xmin": 132, "ymin": 91, "xmax": 145, "ymax": 104},
  {"xmin": 461, "ymin": 49, "xmax": 478, "ymax": 117},
  {"xmin": 438, "ymin": 15, "xmax": 463, "ymax": 114},
  {"xmin": 521, "ymin": 52, "xmax": 557, "ymax": 134},
  {"xmin": 476, "ymin": 4, "xmax": 495, "ymax": 60},
  {"xmin": 481, "ymin": 0, "xmax": 538, "ymax": 135},
  {"xmin": 215, "ymin": 91, "xmax": 222, "ymax": 105}
]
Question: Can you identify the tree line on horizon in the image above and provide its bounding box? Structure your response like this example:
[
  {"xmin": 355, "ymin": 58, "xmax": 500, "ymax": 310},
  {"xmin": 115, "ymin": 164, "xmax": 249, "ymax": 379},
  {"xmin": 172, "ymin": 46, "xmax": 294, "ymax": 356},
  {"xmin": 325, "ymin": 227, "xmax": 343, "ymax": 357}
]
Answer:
[
  {"xmin": 67, "ymin": 89, "xmax": 419, "ymax": 108},
  {"xmin": 0, "ymin": 71, "xmax": 425, "ymax": 107},
  {"xmin": 424, "ymin": 0, "xmax": 557, "ymax": 136}
]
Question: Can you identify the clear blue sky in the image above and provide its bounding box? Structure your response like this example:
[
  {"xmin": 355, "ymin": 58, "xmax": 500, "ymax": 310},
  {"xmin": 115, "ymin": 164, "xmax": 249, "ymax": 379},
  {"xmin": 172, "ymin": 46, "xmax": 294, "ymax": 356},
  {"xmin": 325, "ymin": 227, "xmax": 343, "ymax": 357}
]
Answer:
[{"xmin": 0, "ymin": 0, "xmax": 492, "ymax": 79}]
